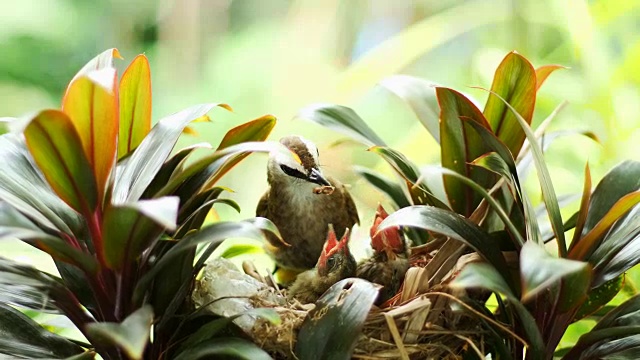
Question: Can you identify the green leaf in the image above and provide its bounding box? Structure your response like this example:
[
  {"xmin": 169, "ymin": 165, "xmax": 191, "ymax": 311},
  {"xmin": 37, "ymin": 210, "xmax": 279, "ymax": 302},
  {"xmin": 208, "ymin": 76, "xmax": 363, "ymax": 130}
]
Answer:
[
  {"xmin": 119, "ymin": 54, "xmax": 152, "ymax": 159},
  {"xmin": 563, "ymin": 294, "xmax": 640, "ymax": 360},
  {"xmin": 101, "ymin": 197, "xmax": 179, "ymax": 269},
  {"xmin": 570, "ymin": 163, "xmax": 593, "ymax": 250},
  {"xmin": 354, "ymin": 166, "xmax": 411, "ymax": 208},
  {"xmin": 0, "ymin": 303, "xmax": 84, "ymax": 358},
  {"xmin": 379, "ymin": 75, "xmax": 440, "ymax": 142},
  {"xmin": 378, "ymin": 205, "xmax": 513, "ymax": 291},
  {"xmin": 24, "ymin": 110, "xmax": 98, "ymax": 214},
  {"xmin": 219, "ymin": 243, "xmax": 263, "ymax": 258},
  {"xmin": 483, "ymin": 51, "xmax": 537, "ymax": 157},
  {"xmin": 173, "ymin": 338, "xmax": 272, "ymax": 360},
  {"xmin": 296, "ymin": 278, "xmax": 378, "ymax": 360},
  {"xmin": 451, "ymin": 263, "xmax": 545, "ymax": 358},
  {"xmin": 368, "ymin": 146, "xmax": 448, "ymax": 208},
  {"xmin": 519, "ymin": 241, "xmax": 591, "ymax": 304},
  {"xmin": 298, "ymin": 103, "xmax": 386, "ymax": 147},
  {"xmin": 481, "ymin": 88, "xmax": 566, "ymax": 256},
  {"xmin": 0, "ymin": 134, "xmax": 83, "ymax": 235},
  {"xmin": 86, "ymin": 305, "xmax": 153, "ymax": 360},
  {"xmin": 113, "ymin": 103, "xmax": 230, "ymax": 203},
  {"xmin": 574, "ymin": 275, "xmax": 624, "ymax": 321},
  {"xmin": 436, "ymin": 87, "xmax": 495, "ymax": 216}
]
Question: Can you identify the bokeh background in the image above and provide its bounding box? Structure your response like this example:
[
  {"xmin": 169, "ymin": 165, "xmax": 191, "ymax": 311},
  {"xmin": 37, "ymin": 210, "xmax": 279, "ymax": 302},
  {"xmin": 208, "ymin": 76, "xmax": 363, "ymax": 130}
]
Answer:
[{"xmin": 2, "ymin": 0, "xmax": 640, "ymax": 347}]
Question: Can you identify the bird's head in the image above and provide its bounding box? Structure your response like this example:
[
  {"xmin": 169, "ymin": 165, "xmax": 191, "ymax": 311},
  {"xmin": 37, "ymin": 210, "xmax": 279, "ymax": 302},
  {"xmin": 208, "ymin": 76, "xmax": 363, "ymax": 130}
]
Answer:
[
  {"xmin": 370, "ymin": 204, "xmax": 406, "ymax": 260},
  {"xmin": 267, "ymin": 135, "xmax": 332, "ymax": 188},
  {"xmin": 317, "ymin": 225, "xmax": 352, "ymax": 277}
]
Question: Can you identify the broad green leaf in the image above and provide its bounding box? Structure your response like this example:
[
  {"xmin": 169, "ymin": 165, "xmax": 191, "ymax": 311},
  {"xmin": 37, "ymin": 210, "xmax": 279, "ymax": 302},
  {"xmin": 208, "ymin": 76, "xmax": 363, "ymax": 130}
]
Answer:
[
  {"xmin": 378, "ymin": 205, "xmax": 513, "ymax": 290},
  {"xmin": 24, "ymin": 110, "xmax": 98, "ymax": 214},
  {"xmin": 63, "ymin": 68, "xmax": 118, "ymax": 202},
  {"xmin": 535, "ymin": 64, "xmax": 566, "ymax": 91},
  {"xmin": 119, "ymin": 54, "xmax": 152, "ymax": 159},
  {"xmin": 133, "ymin": 219, "xmax": 278, "ymax": 303},
  {"xmin": 178, "ymin": 308, "xmax": 280, "ymax": 353},
  {"xmin": 173, "ymin": 338, "xmax": 272, "ymax": 360},
  {"xmin": 450, "ymin": 263, "xmax": 545, "ymax": 358},
  {"xmin": 296, "ymin": 278, "xmax": 378, "ymax": 360},
  {"xmin": 219, "ymin": 243, "xmax": 263, "ymax": 258},
  {"xmin": 298, "ymin": 103, "xmax": 386, "ymax": 147},
  {"xmin": 0, "ymin": 303, "xmax": 85, "ymax": 359},
  {"xmin": 483, "ymin": 52, "xmax": 536, "ymax": 157},
  {"xmin": 482, "ymin": 89, "xmax": 566, "ymax": 256},
  {"xmin": 86, "ymin": 305, "xmax": 153, "ymax": 360},
  {"xmin": 204, "ymin": 115, "xmax": 277, "ymax": 187},
  {"xmin": 0, "ymin": 256, "xmax": 60, "ymax": 312},
  {"xmin": 113, "ymin": 103, "xmax": 229, "ymax": 203},
  {"xmin": 368, "ymin": 146, "xmax": 448, "ymax": 208},
  {"xmin": 580, "ymin": 161, "xmax": 640, "ymax": 239},
  {"xmin": 570, "ymin": 191, "xmax": 640, "ymax": 261},
  {"xmin": 437, "ymin": 87, "xmax": 494, "ymax": 216},
  {"xmin": 563, "ymin": 294, "xmax": 640, "ymax": 359},
  {"xmin": 379, "ymin": 75, "xmax": 440, "ymax": 142},
  {"xmin": 574, "ymin": 275, "xmax": 624, "ymax": 321},
  {"xmin": 354, "ymin": 166, "xmax": 411, "ymax": 208},
  {"xmin": 102, "ymin": 197, "xmax": 179, "ymax": 269}
]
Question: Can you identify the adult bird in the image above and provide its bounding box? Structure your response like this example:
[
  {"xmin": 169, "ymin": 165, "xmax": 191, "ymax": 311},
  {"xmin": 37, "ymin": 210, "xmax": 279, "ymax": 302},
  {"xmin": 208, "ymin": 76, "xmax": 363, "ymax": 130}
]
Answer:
[{"xmin": 257, "ymin": 135, "xmax": 359, "ymax": 276}]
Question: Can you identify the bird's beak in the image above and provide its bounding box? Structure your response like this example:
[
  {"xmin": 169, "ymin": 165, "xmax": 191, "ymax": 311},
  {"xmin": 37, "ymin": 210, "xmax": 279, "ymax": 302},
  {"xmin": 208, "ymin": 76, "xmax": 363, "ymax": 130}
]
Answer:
[{"xmin": 308, "ymin": 168, "xmax": 331, "ymax": 186}]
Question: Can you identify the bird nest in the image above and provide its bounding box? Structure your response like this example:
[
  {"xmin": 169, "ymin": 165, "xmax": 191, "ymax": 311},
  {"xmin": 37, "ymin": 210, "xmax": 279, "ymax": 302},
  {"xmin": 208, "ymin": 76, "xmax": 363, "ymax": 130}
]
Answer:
[{"xmin": 193, "ymin": 238, "xmax": 498, "ymax": 360}]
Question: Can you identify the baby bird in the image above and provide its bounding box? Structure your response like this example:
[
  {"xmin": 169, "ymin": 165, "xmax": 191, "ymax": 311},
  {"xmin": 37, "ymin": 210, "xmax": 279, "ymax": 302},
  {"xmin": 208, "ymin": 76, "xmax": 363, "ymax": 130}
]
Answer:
[
  {"xmin": 356, "ymin": 204, "xmax": 410, "ymax": 305},
  {"xmin": 257, "ymin": 135, "xmax": 359, "ymax": 272},
  {"xmin": 288, "ymin": 225, "xmax": 356, "ymax": 304}
]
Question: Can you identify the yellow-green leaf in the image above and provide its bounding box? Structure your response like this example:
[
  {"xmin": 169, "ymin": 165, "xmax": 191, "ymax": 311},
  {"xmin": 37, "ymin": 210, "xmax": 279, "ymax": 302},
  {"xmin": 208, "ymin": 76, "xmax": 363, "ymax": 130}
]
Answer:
[
  {"xmin": 62, "ymin": 68, "xmax": 118, "ymax": 204},
  {"xmin": 483, "ymin": 52, "xmax": 536, "ymax": 157},
  {"xmin": 535, "ymin": 64, "xmax": 566, "ymax": 91},
  {"xmin": 119, "ymin": 54, "xmax": 152, "ymax": 159},
  {"xmin": 24, "ymin": 110, "xmax": 98, "ymax": 214}
]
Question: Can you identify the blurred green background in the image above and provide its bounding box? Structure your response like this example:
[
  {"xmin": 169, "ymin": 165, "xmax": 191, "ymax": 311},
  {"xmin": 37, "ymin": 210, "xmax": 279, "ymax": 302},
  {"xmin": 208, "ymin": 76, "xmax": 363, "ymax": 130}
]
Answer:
[{"xmin": 1, "ymin": 0, "xmax": 639, "ymax": 347}]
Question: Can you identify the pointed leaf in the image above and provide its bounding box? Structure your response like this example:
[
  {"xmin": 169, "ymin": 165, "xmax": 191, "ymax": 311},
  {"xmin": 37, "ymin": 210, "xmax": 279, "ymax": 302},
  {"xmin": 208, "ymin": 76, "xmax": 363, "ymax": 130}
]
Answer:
[
  {"xmin": 574, "ymin": 275, "xmax": 624, "ymax": 321},
  {"xmin": 296, "ymin": 278, "xmax": 378, "ymax": 360},
  {"xmin": 24, "ymin": 110, "xmax": 98, "ymax": 214},
  {"xmin": 520, "ymin": 241, "xmax": 591, "ymax": 303},
  {"xmin": 0, "ymin": 303, "xmax": 84, "ymax": 358},
  {"xmin": 483, "ymin": 52, "xmax": 536, "ymax": 156},
  {"xmin": 102, "ymin": 197, "xmax": 179, "ymax": 269},
  {"xmin": 113, "ymin": 103, "xmax": 229, "ymax": 203},
  {"xmin": 86, "ymin": 305, "xmax": 153, "ymax": 360},
  {"xmin": 68, "ymin": 48, "xmax": 121, "ymax": 83},
  {"xmin": 298, "ymin": 103, "xmax": 386, "ymax": 147},
  {"xmin": 482, "ymin": 88, "xmax": 567, "ymax": 256},
  {"xmin": 174, "ymin": 338, "xmax": 272, "ymax": 360},
  {"xmin": 354, "ymin": 166, "xmax": 411, "ymax": 208},
  {"xmin": 437, "ymin": 87, "xmax": 495, "ymax": 215},
  {"xmin": 379, "ymin": 205, "xmax": 512, "ymax": 289},
  {"xmin": 535, "ymin": 65, "xmax": 566, "ymax": 91},
  {"xmin": 63, "ymin": 67, "xmax": 118, "ymax": 201},
  {"xmin": 379, "ymin": 75, "xmax": 440, "ymax": 142},
  {"xmin": 119, "ymin": 54, "xmax": 152, "ymax": 159},
  {"xmin": 570, "ymin": 163, "xmax": 592, "ymax": 250}
]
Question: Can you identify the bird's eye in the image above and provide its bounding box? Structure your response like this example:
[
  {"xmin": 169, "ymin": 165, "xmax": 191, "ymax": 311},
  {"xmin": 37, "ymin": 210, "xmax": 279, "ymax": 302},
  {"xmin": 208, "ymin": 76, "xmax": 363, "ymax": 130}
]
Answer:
[
  {"xmin": 280, "ymin": 164, "xmax": 307, "ymax": 179},
  {"xmin": 326, "ymin": 256, "xmax": 336, "ymax": 271}
]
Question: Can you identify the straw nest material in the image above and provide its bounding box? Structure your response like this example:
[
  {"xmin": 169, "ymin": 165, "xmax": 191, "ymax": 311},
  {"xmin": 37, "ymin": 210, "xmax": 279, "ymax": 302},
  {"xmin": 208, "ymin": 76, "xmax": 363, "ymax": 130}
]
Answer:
[{"xmin": 194, "ymin": 237, "xmax": 499, "ymax": 360}]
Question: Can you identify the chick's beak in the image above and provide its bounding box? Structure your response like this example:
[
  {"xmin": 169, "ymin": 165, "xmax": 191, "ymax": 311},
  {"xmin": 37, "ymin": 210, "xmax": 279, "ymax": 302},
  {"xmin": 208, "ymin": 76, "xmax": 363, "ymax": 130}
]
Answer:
[{"xmin": 308, "ymin": 168, "xmax": 331, "ymax": 186}]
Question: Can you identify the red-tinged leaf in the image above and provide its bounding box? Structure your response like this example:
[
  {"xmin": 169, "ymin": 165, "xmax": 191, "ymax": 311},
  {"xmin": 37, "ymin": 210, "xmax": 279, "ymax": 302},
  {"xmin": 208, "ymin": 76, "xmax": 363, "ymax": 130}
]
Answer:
[
  {"xmin": 202, "ymin": 115, "xmax": 276, "ymax": 187},
  {"xmin": 535, "ymin": 64, "xmax": 566, "ymax": 91},
  {"xmin": 102, "ymin": 197, "xmax": 179, "ymax": 269},
  {"xmin": 119, "ymin": 54, "xmax": 152, "ymax": 159},
  {"xmin": 570, "ymin": 191, "xmax": 640, "ymax": 261},
  {"xmin": 86, "ymin": 305, "xmax": 153, "ymax": 360},
  {"xmin": 62, "ymin": 68, "xmax": 118, "ymax": 203},
  {"xmin": 483, "ymin": 52, "xmax": 536, "ymax": 157},
  {"xmin": 24, "ymin": 110, "xmax": 98, "ymax": 214},
  {"xmin": 573, "ymin": 275, "xmax": 624, "ymax": 322},
  {"xmin": 436, "ymin": 87, "xmax": 495, "ymax": 216},
  {"xmin": 569, "ymin": 163, "xmax": 592, "ymax": 251}
]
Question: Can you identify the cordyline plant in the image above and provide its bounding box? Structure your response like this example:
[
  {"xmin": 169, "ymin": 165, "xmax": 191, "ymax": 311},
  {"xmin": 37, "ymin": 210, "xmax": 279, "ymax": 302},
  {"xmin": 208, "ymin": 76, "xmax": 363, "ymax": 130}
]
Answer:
[
  {"xmin": 298, "ymin": 52, "xmax": 640, "ymax": 359},
  {"xmin": 0, "ymin": 48, "xmax": 286, "ymax": 359}
]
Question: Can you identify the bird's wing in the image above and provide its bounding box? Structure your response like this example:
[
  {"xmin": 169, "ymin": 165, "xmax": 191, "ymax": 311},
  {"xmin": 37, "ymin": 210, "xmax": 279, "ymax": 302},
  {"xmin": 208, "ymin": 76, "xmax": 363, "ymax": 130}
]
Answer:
[
  {"xmin": 256, "ymin": 190, "xmax": 270, "ymax": 218},
  {"xmin": 343, "ymin": 185, "xmax": 360, "ymax": 225}
]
